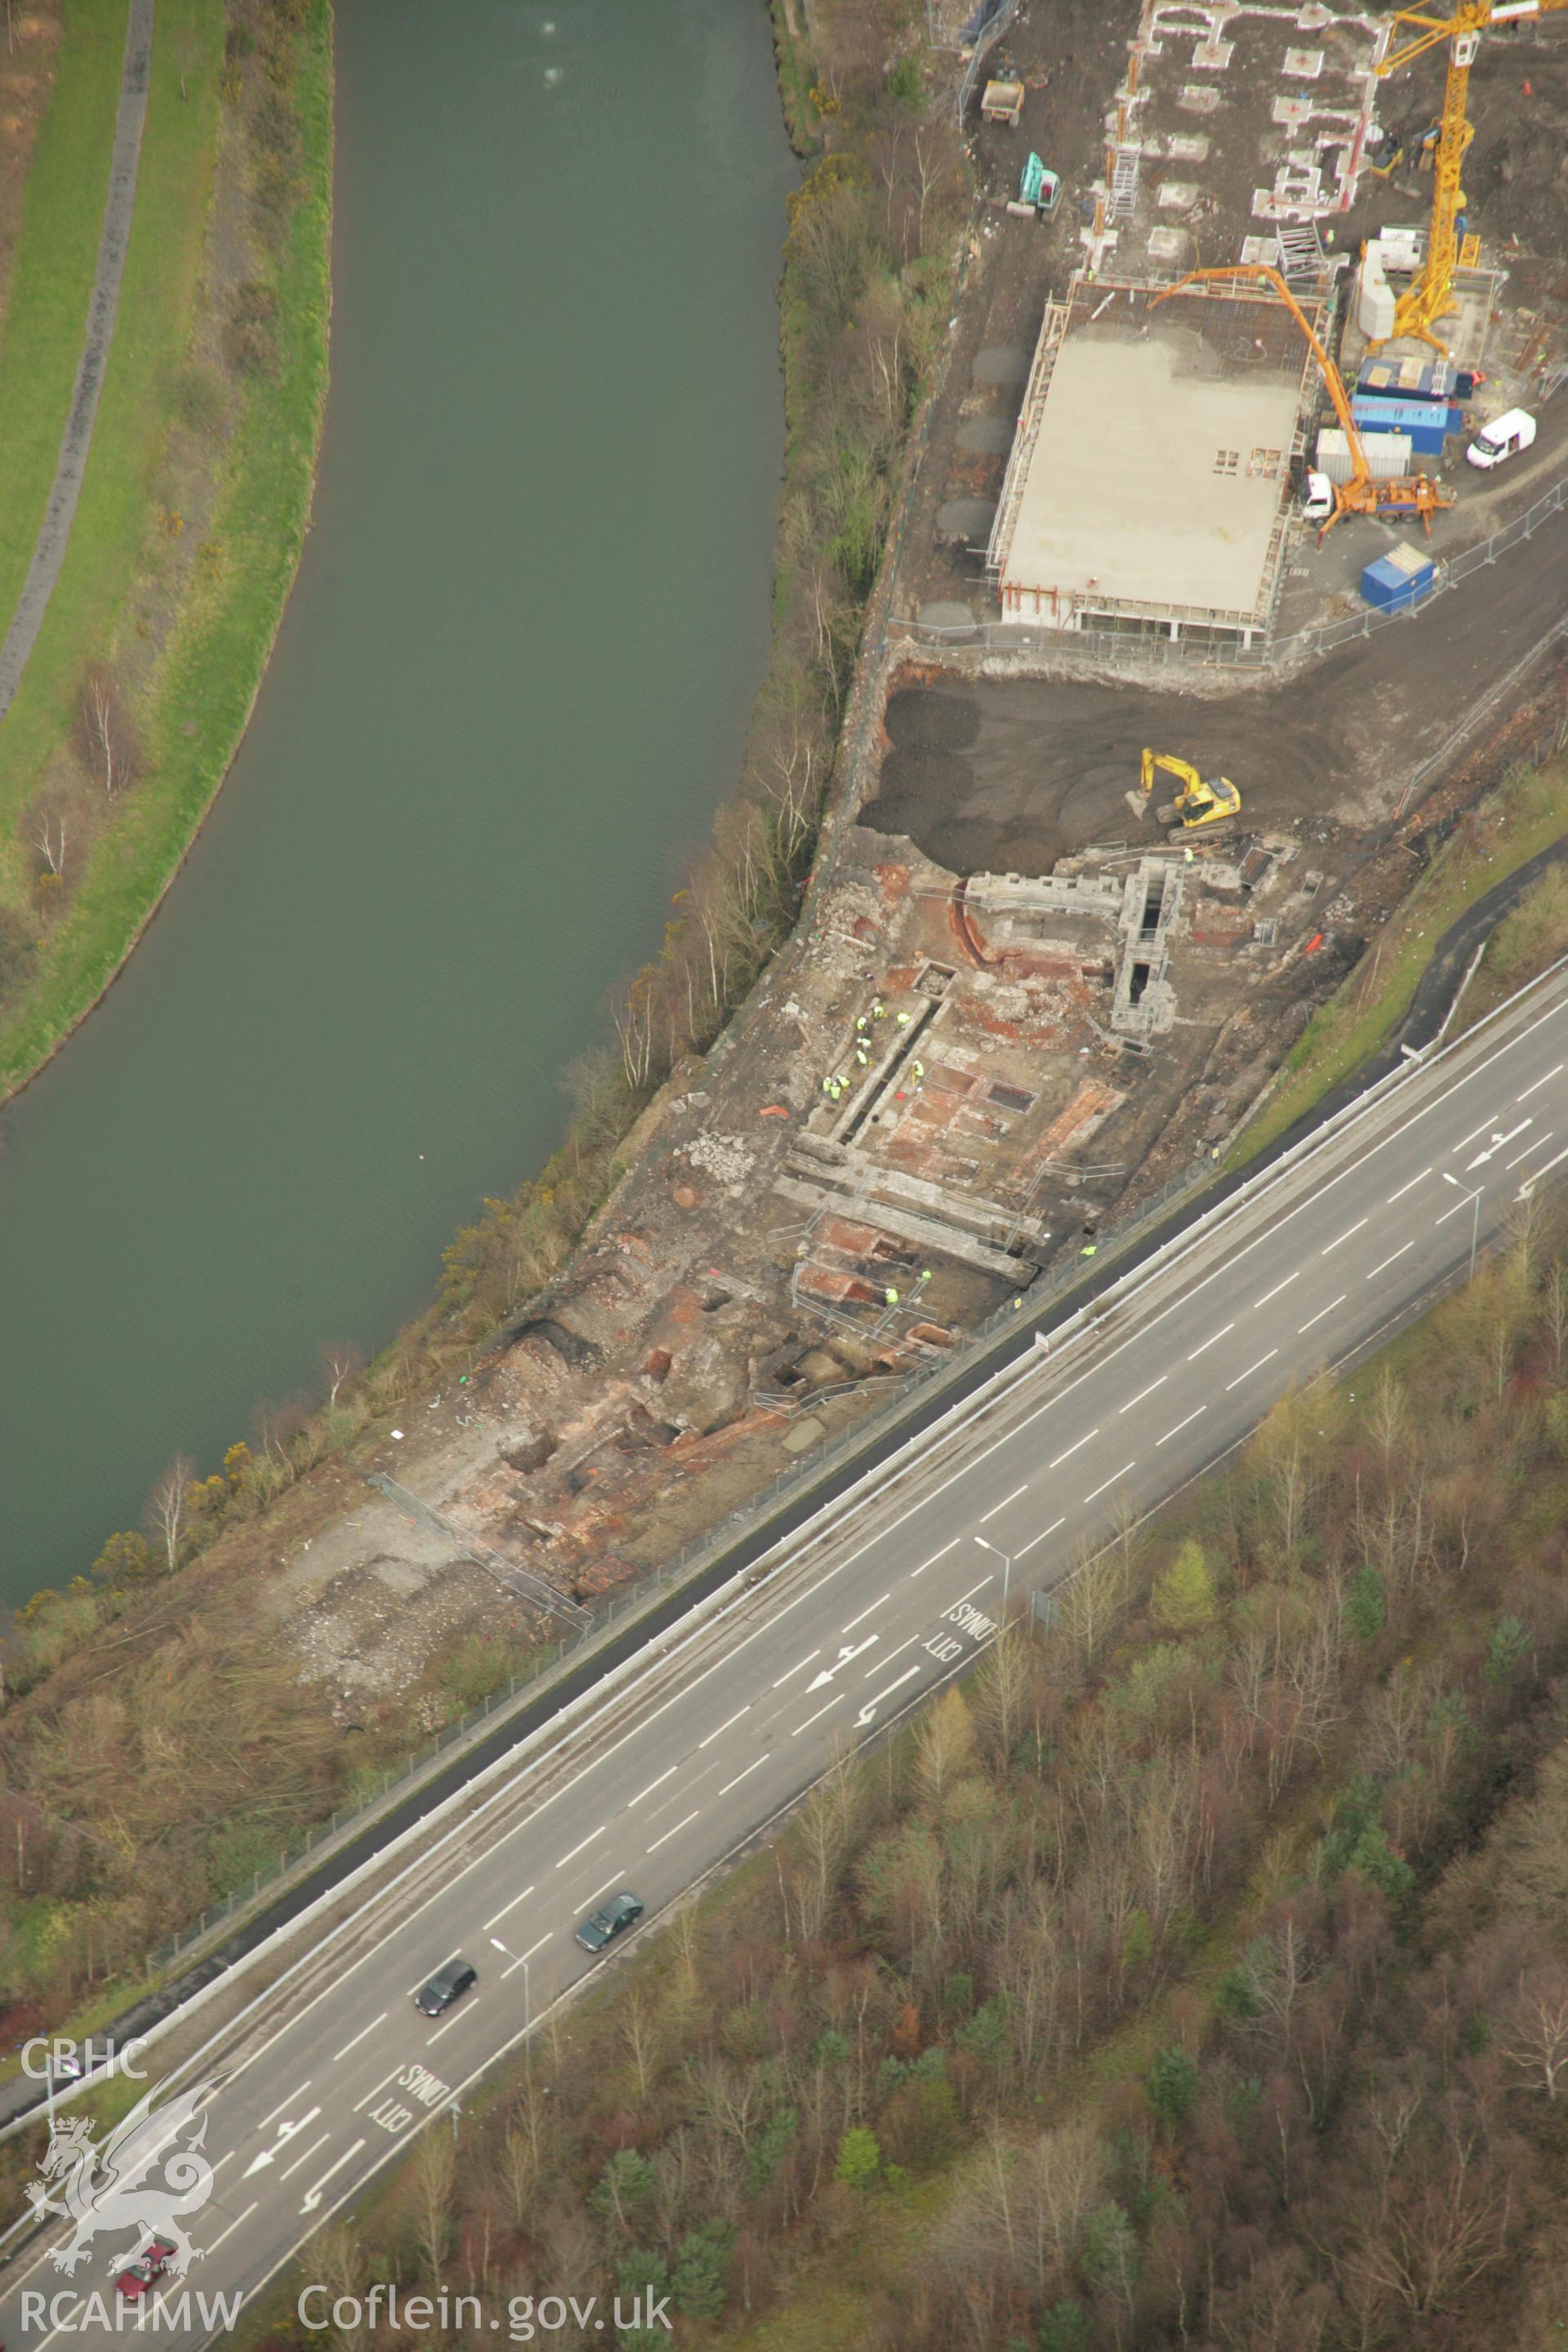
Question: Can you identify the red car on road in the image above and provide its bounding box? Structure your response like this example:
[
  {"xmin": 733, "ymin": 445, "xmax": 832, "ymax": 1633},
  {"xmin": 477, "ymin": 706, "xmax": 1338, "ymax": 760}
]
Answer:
[{"xmin": 116, "ymin": 2239, "xmax": 177, "ymax": 2299}]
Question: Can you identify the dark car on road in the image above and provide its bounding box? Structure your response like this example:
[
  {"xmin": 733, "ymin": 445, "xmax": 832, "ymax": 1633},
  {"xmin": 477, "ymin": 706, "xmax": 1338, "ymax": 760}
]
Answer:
[
  {"xmin": 413, "ymin": 1958, "xmax": 477, "ymax": 2016},
  {"xmin": 575, "ymin": 1891, "xmax": 644, "ymax": 1953},
  {"xmin": 117, "ymin": 2239, "xmax": 177, "ymax": 2300}
]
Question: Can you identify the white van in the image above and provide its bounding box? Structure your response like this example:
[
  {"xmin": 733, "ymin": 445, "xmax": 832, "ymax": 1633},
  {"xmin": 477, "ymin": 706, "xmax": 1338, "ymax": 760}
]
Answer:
[{"xmin": 1466, "ymin": 409, "xmax": 1537, "ymax": 470}]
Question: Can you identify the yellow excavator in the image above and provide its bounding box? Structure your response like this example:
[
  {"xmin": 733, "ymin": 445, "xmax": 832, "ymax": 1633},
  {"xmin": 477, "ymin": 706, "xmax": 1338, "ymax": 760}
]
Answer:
[{"xmin": 1139, "ymin": 749, "xmax": 1241, "ymax": 833}]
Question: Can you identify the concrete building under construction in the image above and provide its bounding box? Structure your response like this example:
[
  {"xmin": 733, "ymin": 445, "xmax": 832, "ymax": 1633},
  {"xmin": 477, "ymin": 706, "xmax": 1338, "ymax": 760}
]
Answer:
[{"xmin": 987, "ymin": 277, "xmax": 1323, "ymax": 647}]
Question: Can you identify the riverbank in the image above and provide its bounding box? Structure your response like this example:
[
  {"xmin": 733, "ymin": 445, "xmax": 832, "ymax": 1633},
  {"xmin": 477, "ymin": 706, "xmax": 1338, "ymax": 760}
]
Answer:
[{"xmin": 0, "ymin": 0, "xmax": 332, "ymax": 1100}]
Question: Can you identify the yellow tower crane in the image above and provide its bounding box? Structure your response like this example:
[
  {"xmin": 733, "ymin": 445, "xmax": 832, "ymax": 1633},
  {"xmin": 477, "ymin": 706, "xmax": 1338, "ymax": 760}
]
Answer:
[
  {"xmin": 1377, "ymin": 0, "xmax": 1568, "ymax": 352},
  {"xmin": 1149, "ymin": 264, "xmax": 1454, "ymax": 539}
]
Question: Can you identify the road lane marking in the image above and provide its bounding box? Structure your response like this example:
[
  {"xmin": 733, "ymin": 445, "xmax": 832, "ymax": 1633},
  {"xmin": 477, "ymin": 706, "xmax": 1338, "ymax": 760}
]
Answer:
[
  {"xmin": 407, "ymin": 1951, "xmax": 459, "ymax": 1997},
  {"xmin": 1506, "ymin": 1129, "xmax": 1554, "ymax": 1169},
  {"xmin": 1083, "ymin": 1460, "xmax": 1136, "ymax": 1506},
  {"xmin": 856, "ymin": 1666, "xmax": 923, "ymax": 1726},
  {"xmin": 1298, "ymin": 1294, "xmax": 1346, "ymax": 1333},
  {"xmin": 555, "ymin": 1826, "xmax": 605, "ymax": 1870},
  {"xmin": 244, "ymin": 2106, "xmax": 323, "ymax": 2176},
  {"xmin": 1252, "ymin": 1273, "xmax": 1299, "ymax": 1309},
  {"xmin": 792, "ymin": 1695, "xmax": 844, "ymax": 1737},
  {"xmin": 425, "ymin": 2012, "xmax": 467, "ymax": 2048},
  {"xmin": 300, "ymin": 2138, "xmax": 366, "ymax": 2215},
  {"xmin": 1120, "ymin": 1374, "xmax": 1168, "ymax": 1412},
  {"xmin": 1018, "ymin": 1516, "xmax": 1067, "ymax": 1557},
  {"xmin": 1435, "ymin": 1186, "xmax": 1482, "ymax": 1225},
  {"xmin": 866, "ymin": 1633, "xmax": 921, "ymax": 1675},
  {"xmin": 647, "ymin": 1809, "xmax": 702, "ymax": 1853},
  {"xmin": 979, "ymin": 1482, "xmax": 1028, "ymax": 1523},
  {"xmin": 579, "ymin": 1870, "xmax": 624, "ymax": 1912},
  {"xmin": 201, "ymin": 2201, "xmax": 258, "ymax": 2258},
  {"xmin": 1321, "ymin": 1218, "xmax": 1367, "ymax": 1255},
  {"xmin": 1366, "ymin": 1240, "xmax": 1415, "ymax": 1281},
  {"xmin": 772, "ymin": 1652, "xmax": 820, "ymax": 1689},
  {"xmin": 481, "ymin": 1886, "xmax": 535, "ymax": 1931},
  {"xmin": 1517, "ymin": 1063, "xmax": 1562, "ymax": 1102},
  {"xmin": 1467, "ymin": 1119, "xmax": 1530, "ymax": 1168},
  {"xmin": 1386, "ymin": 1167, "xmax": 1432, "ymax": 1203},
  {"xmin": 1187, "ymin": 1324, "xmax": 1233, "ymax": 1360},
  {"xmin": 1156, "ymin": 1405, "xmax": 1205, "ymax": 1446},
  {"xmin": 519, "ymin": 1932, "xmax": 553, "ymax": 1963},
  {"xmin": 698, "ymin": 1704, "xmax": 751, "ymax": 1749},
  {"xmin": 1454, "ymin": 1111, "xmax": 1500, "ymax": 1152},
  {"xmin": 808, "ymin": 1637, "xmax": 878, "ymax": 1690},
  {"xmin": 954, "ymin": 1574, "xmax": 994, "ymax": 1604},
  {"xmin": 257, "ymin": 2082, "xmax": 312, "ymax": 2134},
  {"xmin": 278, "ymin": 2130, "xmax": 332, "ymax": 2183},
  {"xmin": 1225, "ymin": 1349, "xmax": 1278, "ymax": 1392},
  {"xmin": 1048, "ymin": 1428, "xmax": 1097, "ymax": 1468},
  {"xmin": 719, "ymin": 1757, "xmax": 766, "ymax": 1796},
  {"xmin": 909, "ymin": 1538, "xmax": 960, "ymax": 1579},
  {"xmin": 331, "ymin": 2015, "xmax": 388, "ymax": 2065},
  {"xmin": 628, "ymin": 1767, "xmax": 678, "ymax": 1809},
  {"xmin": 1520, "ymin": 1141, "xmax": 1568, "ymax": 1198},
  {"xmin": 841, "ymin": 1592, "xmax": 889, "ymax": 1633}
]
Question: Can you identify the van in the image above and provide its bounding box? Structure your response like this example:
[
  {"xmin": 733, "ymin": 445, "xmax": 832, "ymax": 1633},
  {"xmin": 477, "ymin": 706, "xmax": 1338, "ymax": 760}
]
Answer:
[{"xmin": 1465, "ymin": 409, "xmax": 1536, "ymax": 470}]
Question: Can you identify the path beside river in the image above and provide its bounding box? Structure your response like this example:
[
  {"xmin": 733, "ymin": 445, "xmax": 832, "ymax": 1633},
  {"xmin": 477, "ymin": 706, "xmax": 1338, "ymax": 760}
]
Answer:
[{"xmin": 0, "ymin": 0, "xmax": 794, "ymax": 1604}]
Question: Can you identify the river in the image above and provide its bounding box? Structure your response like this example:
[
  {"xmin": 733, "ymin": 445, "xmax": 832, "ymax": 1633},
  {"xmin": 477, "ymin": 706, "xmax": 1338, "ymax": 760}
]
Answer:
[{"xmin": 0, "ymin": 0, "xmax": 794, "ymax": 1606}]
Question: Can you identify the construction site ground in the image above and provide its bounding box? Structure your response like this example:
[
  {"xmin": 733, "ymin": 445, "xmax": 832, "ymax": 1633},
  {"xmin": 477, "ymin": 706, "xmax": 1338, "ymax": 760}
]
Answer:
[{"xmin": 194, "ymin": 1, "xmax": 1568, "ymax": 1735}]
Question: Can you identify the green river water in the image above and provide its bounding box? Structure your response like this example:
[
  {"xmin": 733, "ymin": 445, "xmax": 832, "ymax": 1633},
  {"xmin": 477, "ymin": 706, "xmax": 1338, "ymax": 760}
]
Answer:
[{"xmin": 0, "ymin": 0, "xmax": 794, "ymax": 1604}]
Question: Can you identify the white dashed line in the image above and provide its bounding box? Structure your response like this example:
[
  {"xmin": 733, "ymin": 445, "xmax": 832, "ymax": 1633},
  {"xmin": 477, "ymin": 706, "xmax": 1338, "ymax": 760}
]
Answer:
[
  {"xmin": 1298, "ymin": 1294, "xmax": 1346, "ymax": 1334},
  {"xmin": 482, "ymin": 1886, "xmax": 536, "ymax": 1931},
  {"xmin": 555, "ymin": 1826, "xmax": 604, "ymax": 1871},
  {"xmin": 577, "ymin": 1872, "xmax": 623, "ymax": 1913},
  {"xmin": 1225, "ymin": 1349, "xmax": 1278, "ymax": 1392},
  {"xmin": 698, "ymin": 1705, "xmax": 751, "ymax": 1750},
  {"xmin": 1049, "ymin": 1428, "xmax": 1097, "ymax": 1468},
  {"xmin": 979, "ymin": 1482, "xmax": 1028, "ymax": 1524},
  {"xmin": 201, "ymin": 2202, "xmax": 258, "ymax": 2258},
  {"xmin": 1507, "ymin": 1129, "xmax": 1554, "ymax": 1170},
  {"xmin": 1018, "ymin": 1516, "xmax": 1067, "ymax": 1557},
  {"xmin": 1321, "ymin": 1218, "xmax": 1367, "ymax": 1255},
  {"xmin": 1083, "ymin": 1461, "xmax": 1136, "ymax": 1506},
  {"xmin": 772, "ymin": 1653, "xmax": 820, "ymax": 1689},
  {"xmin": 1436, "ymin": 1187, "xmax": 1482, "ymax": 1226},
  {"xmin": 628, "ymin": 1767, "xmax": 677, "ymax": 1808},
  {"xmin": 1366, "ymin": 1240, "xmax": 1415, "ymax": 1281},
  {"xmin": 718, "ymin": 1757, "xmax": 767, "ymax": 1797},
  {"xmin": 1454, "ymin": 1111, "xmax": 1500, "ymax": 1152},
  {"xmin": 792, "ymin": 1695, "xmax": 844, "ymax": 1738},
  {"xmin": 332, "ymin": 2015, "xmax": 387, "ymax": 2064},
  {"xmin": 1517, "ymin": 1064, "xmax": 1562, "ymax": 1104},
  {"xmin": 866, "ymin": 1633, "xmax": 921, "ymax": 1676},
  {"xmin": 1187, "ymin": 1323, "xmax": 1233, "ymax": 1361},
  {"xmin": 841, "ymin": 1592, "xmax": 889, "ymax": 1634},
  {"xmin": 647, "ymin": 1810, "xmax": 701, "ymax": 1854},
  {"xmin": 1252, "ymin": 1272, "xmax": 1299, "ymax": 1309},
  {"xmin": 909, "ymin": 1539, "xmax": 960, "ymax": 1579},
  {"xmin": 1386, "ymin": 1167, "xmax": 1432, "ymax": 1204},
  {"xmin": 1119, "ymin": 1375, "xmax": 1168, "ymax": 1413},
  {"xmin": 1156, "ymin": 1405, "xmax": 1206, "ymax": 1446},
  {"xmin": 519, "ymin": 1932, "xmax": 553, "ymax": 1964}
]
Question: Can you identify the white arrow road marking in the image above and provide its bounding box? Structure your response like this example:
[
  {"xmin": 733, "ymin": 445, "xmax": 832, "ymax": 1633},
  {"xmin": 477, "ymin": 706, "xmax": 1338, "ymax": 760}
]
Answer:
[
  {"xmin": 1519, "ymin": 1142, "xmax": 1568, "ymax": 1200},
  {"xmin": 856, "ymin": 1666, "xmax": 923, "ymax": 1726},
  {"xmin": 243, "ymin": 2105, "xmax": 322, "ymax": 2176},
  {"xmin": 301, "ymin": 2139, "xmax": 367, "ymax": 2214},
  {"xmin": 1468, "ymin": 1120, "xmax": 1530, "ymax": 1169},
  {"xmin": 807, "ymin": 1637, "xmax": 878, "ymax": 1691}
]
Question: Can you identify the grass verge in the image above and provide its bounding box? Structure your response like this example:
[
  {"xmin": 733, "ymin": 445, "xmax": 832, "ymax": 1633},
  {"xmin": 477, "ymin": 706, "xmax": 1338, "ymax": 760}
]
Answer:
[
  {"xmin": 0, "ymin": 0, "xmax": 332, "ymax": 1098},
  {"xmin": 1232, "ymin": 755, "xmax": 1568, "ymax": 1165}
]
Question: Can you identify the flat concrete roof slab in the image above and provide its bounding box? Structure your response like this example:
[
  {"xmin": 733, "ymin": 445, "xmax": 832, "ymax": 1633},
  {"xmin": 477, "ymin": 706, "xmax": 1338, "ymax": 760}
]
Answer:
[{"xmin": 1001, "ymin": 323, "xmax": 1303, "ymax": 621}]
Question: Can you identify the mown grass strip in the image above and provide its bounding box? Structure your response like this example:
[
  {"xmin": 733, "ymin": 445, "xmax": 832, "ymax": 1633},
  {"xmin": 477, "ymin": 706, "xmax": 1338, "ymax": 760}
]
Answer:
[
  {"xmin": 0, "ymin": 0, "xmax": 128, "ymax": 635},
  {"xmin": 0, "ymin": 0, "xmax": 332, "ymax": 1095},
  {"xmin": 1232, "ymin": 758, "xmax": 1568, "ymax": 1166}
]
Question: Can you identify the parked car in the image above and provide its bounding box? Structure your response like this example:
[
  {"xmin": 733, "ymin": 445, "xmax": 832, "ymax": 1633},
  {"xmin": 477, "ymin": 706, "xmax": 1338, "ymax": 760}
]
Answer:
[
  {"xmin": 116, "ymin": 2239, "xmax": 177, "ymax": 2300},
  {"xmin": 575, "ymin": 1891, "xmax": 644, "ymax": 1953},
  {"xmin": 413, "ymin": 1958, "xmax": 477, "ymax": 2016},
  {"xmin": 1466, "ymin": 408, "xmax": 1536, "ymax": 470}
]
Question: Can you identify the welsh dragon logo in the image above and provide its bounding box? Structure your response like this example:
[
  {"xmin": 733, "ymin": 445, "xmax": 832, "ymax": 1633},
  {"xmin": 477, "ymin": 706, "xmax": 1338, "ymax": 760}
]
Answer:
[{"xmin": 24, "ymin": 2078, "xmax": 218, "ymax": 2279}]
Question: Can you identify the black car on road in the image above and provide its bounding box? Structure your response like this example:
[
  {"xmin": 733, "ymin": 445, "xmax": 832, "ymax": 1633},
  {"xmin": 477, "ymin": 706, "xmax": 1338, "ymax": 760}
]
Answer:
[
  {"xmin": 414, "ymin": 1958, "xmax": 477, "ymax": 2016},
  {"xmin": 575, "ymin": 1891, "xmax": 644, "ymax": 1953}
]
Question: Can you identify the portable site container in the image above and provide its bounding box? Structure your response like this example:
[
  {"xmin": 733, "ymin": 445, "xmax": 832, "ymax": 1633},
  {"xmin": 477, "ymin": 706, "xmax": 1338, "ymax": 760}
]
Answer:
[
  {"xmin": 1361, "ymin": 542, "xmax": 1436, "ymax": 612},
  {"xmin": 1315, "ymin": 426, "xmax": 1412, "ymax": 485},
  {"xmin": 1356, "ymin": 357, "xmax": 1475, "ymax": 403},
  {"xmin": 1350, "ymin": 395, "xmax": 1462, "ymax": 456}
]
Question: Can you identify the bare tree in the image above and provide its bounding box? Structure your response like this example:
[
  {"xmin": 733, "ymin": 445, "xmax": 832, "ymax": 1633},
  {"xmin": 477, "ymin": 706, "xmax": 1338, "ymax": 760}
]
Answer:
[
  {"xmin": 33, "ymin": 804, "xmax": 68, "ymax": 882},
  {"xmin": 78, "ymin": 666, "xmax": 136, "ymax": 799},
  {"xmin": 145, "ymin": 1454, "xmax": 198, "ymax": 1575},
  {"xmin": 319, "ymin": 1341, "xmax": 363, "ymax": 1410},
  {"xmin": 408, "ymin": 2126, "xmax": 456, "ymax": 2283},
  {"xmin": 1500, "ymin": 1968, "xmax": 1568, "ymax": 2101}
]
